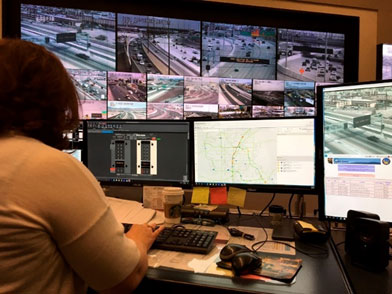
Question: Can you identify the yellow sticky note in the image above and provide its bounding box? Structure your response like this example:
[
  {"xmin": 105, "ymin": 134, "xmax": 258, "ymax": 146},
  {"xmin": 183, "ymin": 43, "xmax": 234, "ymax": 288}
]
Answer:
[
  {"xmin": 191, "ymin": 187, "xmax": 210, "ymax": 204},
  {"xmin": 227, "ymin": 187, "xmax": 246, "ymax": 207}
]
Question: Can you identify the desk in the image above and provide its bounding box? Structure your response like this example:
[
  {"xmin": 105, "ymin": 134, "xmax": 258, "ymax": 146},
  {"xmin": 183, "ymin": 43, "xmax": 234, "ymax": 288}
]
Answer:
[
  {"xmin": 331, "ymin": 230, "xmax": 392, "ymax": 294},
  {"xmin": 136, "ymin": 215, "xmax": 353, "ymax": 294}
]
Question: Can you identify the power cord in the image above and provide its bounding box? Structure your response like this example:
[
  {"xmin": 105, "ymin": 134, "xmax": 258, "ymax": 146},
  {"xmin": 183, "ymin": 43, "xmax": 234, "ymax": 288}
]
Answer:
[
  {"xmin": 288, "ymin": 193, "xmax": 295, "ymax": 218},
  {"xmin": 226, "ymin": 227, "xmax": 255, "ymax": 241},
  {"xmin": 229, "ymin": 210, "xmax": 329, "ymax": 258},
  {"xmin": 254, "ymin": 214, "xmax": 328, "ymax": 258},
  {"xmin": 252, "ymin": 239, "xmax": 329, "ymax": 258},
  {"xmin": 258, "ymin": 193, "xmax": 276, "ymax": 216}
]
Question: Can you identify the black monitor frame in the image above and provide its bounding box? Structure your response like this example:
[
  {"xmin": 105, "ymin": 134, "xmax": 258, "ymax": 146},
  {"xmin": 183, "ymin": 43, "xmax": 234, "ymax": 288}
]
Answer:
[
  {"xmin": 83, "ymin": 119, "xmax": 192, "ymax": 188},
  {"xmin": 191, "ymin": 116, "xmax": 318, "ymax": 194},
  {"xmin": 316, "ymin": 79, "xmax": 392, "ymax": 223},
  {"xmin": 3, "ymin": 0, "xmax": 359, "ymax": 82}
]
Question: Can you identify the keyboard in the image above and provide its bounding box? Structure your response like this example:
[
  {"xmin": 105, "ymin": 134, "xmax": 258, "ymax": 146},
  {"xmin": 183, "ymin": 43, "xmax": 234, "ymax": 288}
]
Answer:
[{"xmin": 152, "ymin": 226, "xmax": 218, "ymax": 254}]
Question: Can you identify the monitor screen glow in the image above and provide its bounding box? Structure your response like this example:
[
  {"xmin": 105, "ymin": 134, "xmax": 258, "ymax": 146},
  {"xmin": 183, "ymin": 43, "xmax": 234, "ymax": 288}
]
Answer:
[
  {"xmin": 193, "ymin": 118, "xmax": 316, "ymax": 191},
  {"xmin": 320, "ymin": 81, "xmax": 392, "ymax": 222},
  {"xmin": 85, "ymin": 120, "xmax": 190, "ymax": 185}
]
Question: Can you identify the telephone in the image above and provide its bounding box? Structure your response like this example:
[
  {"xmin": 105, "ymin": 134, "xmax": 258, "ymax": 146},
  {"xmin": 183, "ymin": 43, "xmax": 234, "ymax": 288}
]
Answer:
[{"xmin": 294, "ymin": 220, "xmax": 329, "ymax": 242}]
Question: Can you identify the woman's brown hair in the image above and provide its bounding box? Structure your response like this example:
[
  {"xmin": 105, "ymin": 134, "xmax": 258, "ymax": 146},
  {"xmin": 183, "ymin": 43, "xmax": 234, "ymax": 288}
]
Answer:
[{"xmin": 0, "ymin": 38, "xmax": 79, "ymax": 149}]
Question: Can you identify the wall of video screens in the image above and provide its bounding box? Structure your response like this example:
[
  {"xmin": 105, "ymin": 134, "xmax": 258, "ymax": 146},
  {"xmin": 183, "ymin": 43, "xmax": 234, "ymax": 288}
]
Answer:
[{"xmin": 20, "ymin": 3, "xmax": 348, "ymax": 120}]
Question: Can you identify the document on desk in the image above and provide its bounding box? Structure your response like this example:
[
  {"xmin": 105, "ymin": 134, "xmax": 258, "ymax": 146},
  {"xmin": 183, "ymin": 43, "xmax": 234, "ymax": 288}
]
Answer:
[
  {"xmin": 148, "ymin": 244, "xmax": 296, "ymax": 285},
  {"xmin": 205, "ymin": 262, "xmax": 296, "ymax": 285},
  {"xmin": 106, "ymin": 196, "xmax": 156, "ymax": 224},
  {"xmin": 149, "ymin": 245, "xmax": 222, "ymax": 273},
  {"xmin": 147, "ymin": 224, "xmax": 295, "ymax": 276},
  {"xmin": 228, "ymin": 226, "xmax": 296, "ymax": 256}
]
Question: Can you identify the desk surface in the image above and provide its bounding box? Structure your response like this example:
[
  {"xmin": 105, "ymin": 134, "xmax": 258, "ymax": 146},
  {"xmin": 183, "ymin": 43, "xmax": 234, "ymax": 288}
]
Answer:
[
  {"xmin": 136, "ymin": 215, "xmax": 353, "ymax": 294},
  {"xmin": 331, "ymin": 230, "xmax": 392, "ymax": 294}
]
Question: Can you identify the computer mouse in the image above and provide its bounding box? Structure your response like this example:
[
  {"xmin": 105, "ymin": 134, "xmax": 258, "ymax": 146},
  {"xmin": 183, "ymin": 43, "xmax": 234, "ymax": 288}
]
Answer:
[
  {"xmin": 232, "ymin": 252, "xmax": 262, "ymax": 275},
  {"xmin": 219, "ymin": 243, "xmax": 251, "ymax": 261}
]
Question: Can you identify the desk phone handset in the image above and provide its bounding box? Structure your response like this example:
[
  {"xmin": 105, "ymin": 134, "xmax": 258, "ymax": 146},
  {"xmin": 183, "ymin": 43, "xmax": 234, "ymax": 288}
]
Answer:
[{"xmin": 294, "ymin": 220, "xmax": 329, "ymax": 242}]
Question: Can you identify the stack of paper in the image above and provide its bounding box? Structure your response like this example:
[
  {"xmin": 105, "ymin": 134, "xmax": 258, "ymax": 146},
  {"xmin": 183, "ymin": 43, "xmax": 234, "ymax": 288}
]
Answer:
[{"xmin": 107, "ymin": 196, "xmax": 156, "ymax": 224}]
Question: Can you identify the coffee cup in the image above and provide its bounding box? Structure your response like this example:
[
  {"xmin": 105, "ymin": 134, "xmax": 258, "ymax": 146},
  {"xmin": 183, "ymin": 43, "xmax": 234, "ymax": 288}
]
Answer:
[{"xmin": 163, "ymin": 187, "xmax": 184, "ymax": 224}]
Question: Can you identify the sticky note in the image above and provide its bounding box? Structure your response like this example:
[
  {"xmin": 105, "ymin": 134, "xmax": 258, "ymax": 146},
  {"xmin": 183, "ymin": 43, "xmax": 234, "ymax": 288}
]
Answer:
[
  {"xmin": 227, "ymin": 187, "xmax": 246, "ymax": 207},
  {"xmin": 191, "ymin": 187, "xmax": 209, "ymax": 204},
  {"xmin": 210, "ymin": 187, "xmax": 227, "ymax": 205}
]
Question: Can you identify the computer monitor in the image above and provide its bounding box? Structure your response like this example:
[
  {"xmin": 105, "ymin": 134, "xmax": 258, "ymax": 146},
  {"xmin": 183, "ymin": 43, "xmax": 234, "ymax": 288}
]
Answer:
[
  {"xmin": 376, "ymin": 43, "xmax": 392, "ymax": 80},
  {"xmin": 193, "ymin": 117, "xmax": 316, "ymax": 192},
  {"xmin": 317, "ymin": 80, "xmax": 392, "ymax": 222},
  {"xmin": 84, "ymin": 120, "xmax": 191, "ymax": 186},
  {"xmin": 63, "ymin": 149, "xmax": 82, "ymax": 162}
]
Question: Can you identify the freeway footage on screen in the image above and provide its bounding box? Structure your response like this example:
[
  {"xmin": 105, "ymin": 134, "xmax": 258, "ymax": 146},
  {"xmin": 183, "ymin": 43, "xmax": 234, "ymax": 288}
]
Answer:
[
  {"xmin": 277, "ymin": 29, "xmax": 344, "ymax": 83},
  {"xmin": 382, "ymin": 44, "xmax": 392, "ymax": 80},
  {"xmin": 323, "ymin": 83, "xmax": 392, "ymax": 155},
  {"xmin": 117, "ymin": 14, "xmax": 201, "ymax": 76},
  {"xmin": 20, "ymin": 3, "xmax": 348, "ymax": 121},
  {"xmin": 21, "ymin": 4, "xmax": 116, "ymax": 71}
]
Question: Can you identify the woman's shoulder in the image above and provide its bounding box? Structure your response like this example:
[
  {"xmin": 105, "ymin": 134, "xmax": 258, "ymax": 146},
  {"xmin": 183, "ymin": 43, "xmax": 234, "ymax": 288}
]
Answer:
[{"xmin": 1, "ymin": 135, "xmax": 82, "ymax": 172}]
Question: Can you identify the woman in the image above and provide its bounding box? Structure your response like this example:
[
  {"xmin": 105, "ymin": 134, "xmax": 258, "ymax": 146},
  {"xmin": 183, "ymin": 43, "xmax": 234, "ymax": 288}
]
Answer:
[{"xmin": 0, "ymin": 38, "xmax": 164, "ymax": 294}]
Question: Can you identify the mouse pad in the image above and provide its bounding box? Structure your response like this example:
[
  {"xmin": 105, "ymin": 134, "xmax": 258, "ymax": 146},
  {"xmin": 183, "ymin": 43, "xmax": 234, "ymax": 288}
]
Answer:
[{"xmin": 217, "ymin": 256, "xmax": 302, "ymax": 283}]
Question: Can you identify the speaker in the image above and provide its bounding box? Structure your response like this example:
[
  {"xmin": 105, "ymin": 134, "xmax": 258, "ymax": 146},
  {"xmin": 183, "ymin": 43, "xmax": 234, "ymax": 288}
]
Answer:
[
  {"xmin": 345, "ymin": 210, "xmax": 390, "ymax": 271},
  {"xmin": 345, "ymin": 210, "xmax": 379, "ymax": 254}
]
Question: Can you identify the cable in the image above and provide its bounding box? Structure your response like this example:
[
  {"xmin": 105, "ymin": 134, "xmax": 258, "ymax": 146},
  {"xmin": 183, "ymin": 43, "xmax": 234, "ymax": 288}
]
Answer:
[
  {"xmin": 236, "ymin": 206, "xmax": 242, "ymax": 216},
  {"xmin": 252, "ymin": 213, "xmax": 328, "ymax": 258},
  {"xmin": 229, "ymin": 212, "xmax": 329, "ymax": 258},
  {"xmin": 258, "ymin": 193, "xmax": 276, "ymax": 216},
  {"xmin": 226, "ymin": 227, "xmax": 255, "ymax": 241},
  {"xmin": 252, "ymin": 240, "xmax": 329, "ymax": 258},
  {"xmin": 288, "ymin": 192, "xmax": 295, "ymax": 218}
]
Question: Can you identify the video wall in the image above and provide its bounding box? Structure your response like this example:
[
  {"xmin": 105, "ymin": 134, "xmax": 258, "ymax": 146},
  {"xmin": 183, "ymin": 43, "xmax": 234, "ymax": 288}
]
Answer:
[{"xmin": 20, "ymin": 3, "xmax": 347, "ymax": 120}]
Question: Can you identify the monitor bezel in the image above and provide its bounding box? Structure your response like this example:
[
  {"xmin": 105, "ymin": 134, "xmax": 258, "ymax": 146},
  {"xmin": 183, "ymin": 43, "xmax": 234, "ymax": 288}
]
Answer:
[
  {"xmin": 83, "ymin": 119, "xmax": 193, "ymax": 188},
  {"xmin": 316, "ymin": 79, "xmax": 392, "ymax": 223},
  {"xmin": 191, "ymin": 116, "xmax": 319, "ymax": 194}
]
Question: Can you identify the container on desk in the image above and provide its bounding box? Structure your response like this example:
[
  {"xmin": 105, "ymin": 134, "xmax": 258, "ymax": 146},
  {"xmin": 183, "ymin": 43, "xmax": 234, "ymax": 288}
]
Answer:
[
  {"xmin": 163, "ymin": 187, "xmax": 184, "ymax": 224},
  {"xmin": 269, "ymin": 205, "xmax": 284, "ymax": 226}
]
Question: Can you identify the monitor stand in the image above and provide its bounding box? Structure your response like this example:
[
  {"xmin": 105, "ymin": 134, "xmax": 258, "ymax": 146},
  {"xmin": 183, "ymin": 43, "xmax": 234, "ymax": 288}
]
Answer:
[{"xmin": 271, "ymin": 218, "xmax": 295, "ymax": 241}]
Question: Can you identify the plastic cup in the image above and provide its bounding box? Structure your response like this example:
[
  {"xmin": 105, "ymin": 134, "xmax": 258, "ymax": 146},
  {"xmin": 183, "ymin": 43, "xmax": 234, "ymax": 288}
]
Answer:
[{"xmin": 269, "ymin": 205, "xmax": 284, "ymax": 226}]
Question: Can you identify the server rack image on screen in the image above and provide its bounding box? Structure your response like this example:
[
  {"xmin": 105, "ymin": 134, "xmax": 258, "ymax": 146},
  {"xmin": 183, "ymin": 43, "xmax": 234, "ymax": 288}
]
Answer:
[
  {"xmin": 84, "ymin": 120, "xmax": 190, "ymax": 185},
  {"xmin": 318, "ymin": 80, "xmax": 392, "ymax": 222},
  {"xmin": 193, "ymin": 117, "xmax": 316, "ymax": 192}
]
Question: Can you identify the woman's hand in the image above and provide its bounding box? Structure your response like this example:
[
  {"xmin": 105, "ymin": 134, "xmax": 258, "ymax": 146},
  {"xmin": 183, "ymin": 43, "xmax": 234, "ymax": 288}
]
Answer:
[{"xmin": 125, "ymin": 223, "xmax": 165, "ymax": 254}]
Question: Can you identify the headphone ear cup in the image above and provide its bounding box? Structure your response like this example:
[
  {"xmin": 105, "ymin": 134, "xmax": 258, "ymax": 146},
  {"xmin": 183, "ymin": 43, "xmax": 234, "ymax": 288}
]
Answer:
[
  {"xmin": 232, "ymin": 252, "xmax": 262, "ymax": 275},
  {"xmin": 219, "ymin": 247, "xmax": 252, "ymax": 261}
]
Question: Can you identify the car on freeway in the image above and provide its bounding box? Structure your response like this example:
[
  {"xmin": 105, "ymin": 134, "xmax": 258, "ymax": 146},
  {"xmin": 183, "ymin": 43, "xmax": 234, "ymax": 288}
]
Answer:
[
  {"xmin": 329, "ymin": 72, "xmax": 337, "ymax": 81},
  {"xmin": 75, "ymin": 53, "xmax": 90, "ymax": 60},
  {"xmin": 367, "ymin": 136, "xmax": 380, "ymax": 142}
]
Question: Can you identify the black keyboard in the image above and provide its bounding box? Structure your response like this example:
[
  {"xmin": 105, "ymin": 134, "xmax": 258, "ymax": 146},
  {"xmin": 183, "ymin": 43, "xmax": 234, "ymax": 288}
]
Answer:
[{"xmin": 152, "ymin": 227, "xmax": 218, "ymax": 254}]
